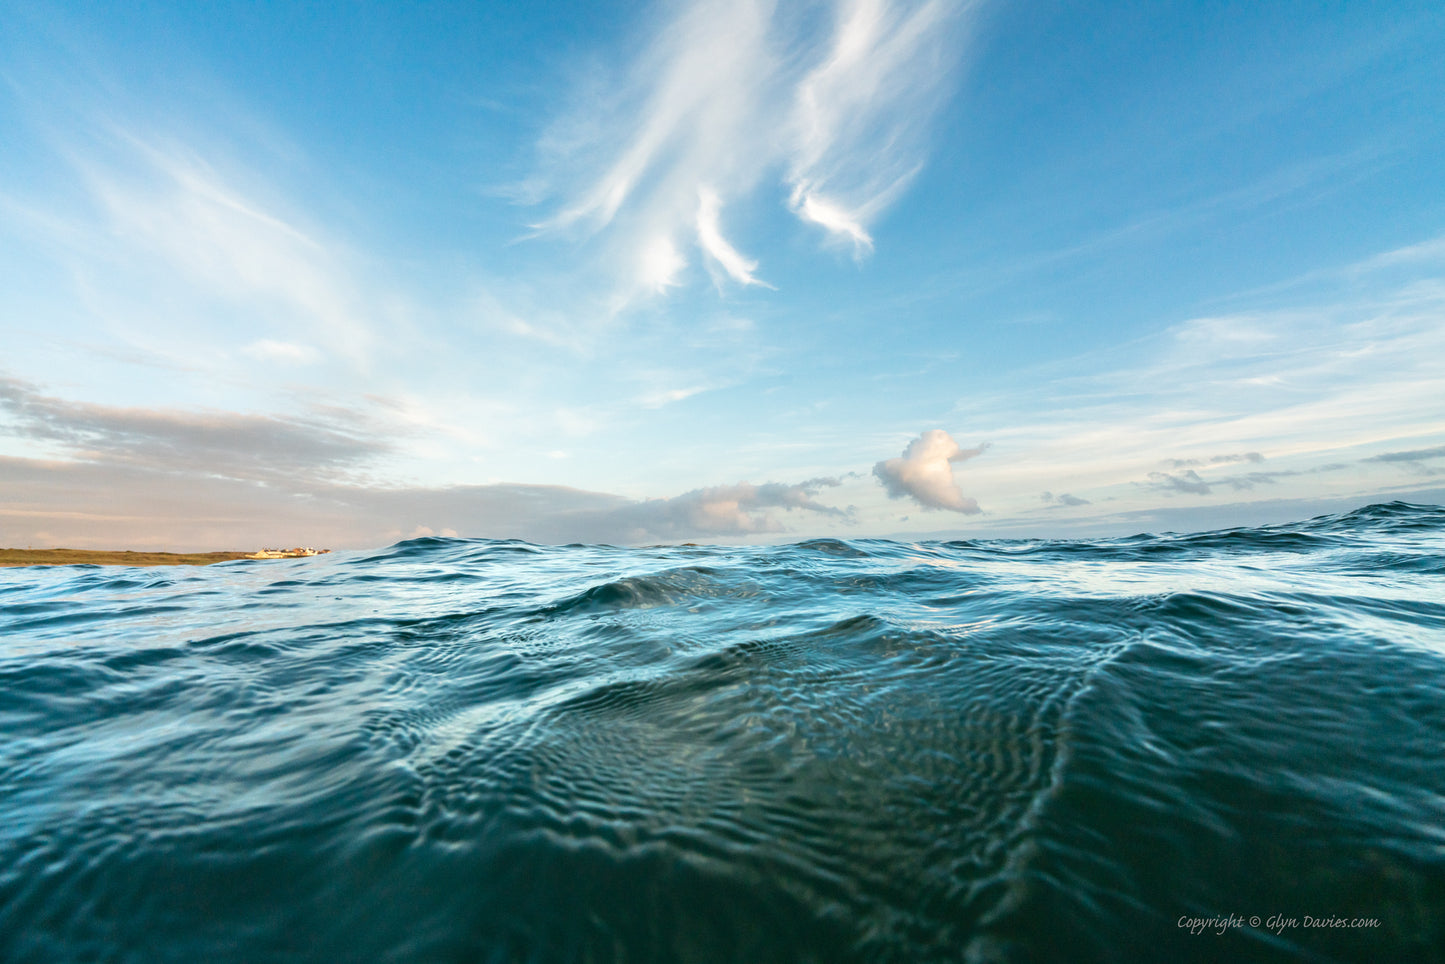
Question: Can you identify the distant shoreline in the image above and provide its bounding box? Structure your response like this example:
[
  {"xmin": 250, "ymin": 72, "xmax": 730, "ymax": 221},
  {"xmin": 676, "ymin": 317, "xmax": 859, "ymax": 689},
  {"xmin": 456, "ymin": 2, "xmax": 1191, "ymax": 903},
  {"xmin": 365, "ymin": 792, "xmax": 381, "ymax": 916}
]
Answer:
[{"xmin": 0, "ymin": 548, "xmax": 329, "ymax": 567}]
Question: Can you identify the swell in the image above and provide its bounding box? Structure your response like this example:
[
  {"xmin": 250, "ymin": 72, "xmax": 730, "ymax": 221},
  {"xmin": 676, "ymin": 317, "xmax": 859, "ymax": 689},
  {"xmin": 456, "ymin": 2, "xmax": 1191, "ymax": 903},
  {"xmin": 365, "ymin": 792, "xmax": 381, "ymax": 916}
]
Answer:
[{"xmin": 1, "ymin": 502, "xmax": 1443, "ymax": 962}]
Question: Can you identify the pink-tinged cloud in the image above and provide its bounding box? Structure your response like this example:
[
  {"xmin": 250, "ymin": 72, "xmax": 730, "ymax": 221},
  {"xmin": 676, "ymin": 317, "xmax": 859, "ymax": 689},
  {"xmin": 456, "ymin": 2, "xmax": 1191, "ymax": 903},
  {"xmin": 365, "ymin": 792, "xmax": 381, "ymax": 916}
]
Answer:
[{"xmin": 873, "ymin": 429, "xmax": 984, "ymax": 512}]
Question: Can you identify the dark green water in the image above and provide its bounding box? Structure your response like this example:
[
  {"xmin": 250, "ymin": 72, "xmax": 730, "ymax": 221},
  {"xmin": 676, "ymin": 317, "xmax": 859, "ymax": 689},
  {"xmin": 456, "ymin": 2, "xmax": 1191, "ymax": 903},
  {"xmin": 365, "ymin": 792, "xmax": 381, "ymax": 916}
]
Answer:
[{"xmin": 2, "ymin": 502, "xmax": 1443, "ymax": 962}]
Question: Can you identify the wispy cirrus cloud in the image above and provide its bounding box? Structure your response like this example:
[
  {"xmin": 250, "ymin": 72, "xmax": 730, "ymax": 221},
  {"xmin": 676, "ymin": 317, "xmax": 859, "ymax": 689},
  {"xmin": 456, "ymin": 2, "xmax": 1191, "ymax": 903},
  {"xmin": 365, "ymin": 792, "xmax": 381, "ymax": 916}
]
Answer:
[
  {"xmin": 950, "ymin": 237, "xmax": 1445, "ymax": 516},
  {"xmin": 696, "ymin": 186, "xmax": 766, "ymax": 288},
  {"xmin": 82, "ymin": 136, "xmax": 377, "ymax": 367},
  {"xmin": 3, "ymin": 112, "xmax": 381, "ymax": 374},
  {"xmin": 242, "ymin": 339, "xmax": 322, "ymax": 366},
  {"xmin": 535, "ymin": 0, "xmax": 970, "ymax": 301}
]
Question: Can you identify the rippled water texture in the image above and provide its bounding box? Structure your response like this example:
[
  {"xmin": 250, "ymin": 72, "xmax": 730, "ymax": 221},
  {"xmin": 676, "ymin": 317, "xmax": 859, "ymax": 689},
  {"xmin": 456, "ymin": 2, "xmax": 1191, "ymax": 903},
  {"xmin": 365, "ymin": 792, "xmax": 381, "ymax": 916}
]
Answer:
[{"xmin": 3, "ymin": 502, "xmax": 1444, "ymax": 962}]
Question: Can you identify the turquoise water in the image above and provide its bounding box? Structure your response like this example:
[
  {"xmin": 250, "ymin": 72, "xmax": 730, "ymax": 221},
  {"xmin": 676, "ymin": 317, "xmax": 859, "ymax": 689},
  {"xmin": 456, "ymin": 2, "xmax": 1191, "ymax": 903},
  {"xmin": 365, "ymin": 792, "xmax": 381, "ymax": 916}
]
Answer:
[{"xmin": 2, "ymin": 502, "xmax": 1443, "ymax": 962}]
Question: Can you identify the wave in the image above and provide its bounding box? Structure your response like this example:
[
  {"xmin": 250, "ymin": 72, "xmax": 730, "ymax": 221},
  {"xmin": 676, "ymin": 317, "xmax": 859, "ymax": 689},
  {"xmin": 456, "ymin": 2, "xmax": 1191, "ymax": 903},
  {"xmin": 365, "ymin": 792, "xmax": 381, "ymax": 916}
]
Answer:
[{"xmin": 1, "ymin": 503, "xmax": 1443, "ymax": 961}]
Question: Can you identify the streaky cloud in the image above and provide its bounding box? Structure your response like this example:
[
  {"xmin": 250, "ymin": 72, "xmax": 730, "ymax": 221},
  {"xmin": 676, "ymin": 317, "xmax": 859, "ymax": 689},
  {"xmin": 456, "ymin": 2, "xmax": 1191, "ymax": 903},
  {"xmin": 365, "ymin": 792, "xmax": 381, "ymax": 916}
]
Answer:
[
  {"xmin": 787, "ymin": 0, "xmax": 955, "ymax": 250},
  {"xmin": 791, "ymin": 188, "xmax": 873, "ymax": 252},
  {"xmin": 0, "ymin": 374, "xmax": 385, "ymax": 485},
  {"xmin": 696, "ymin": 186, "xmax": 765, "ymax": 287},
  {"xmin": 80, "ymin": 135, "xmax": 377, "ymax": 367},
  {"xmin": 640, "ymin": 236, "xmax": 687, "ymax": 292},
  {"xmin": 1364, "ymin": 445, "xmax": 1445, "ymax": 464},
  {"xmin": 535, "ymin": 0, "xmax": 970, "ymax": 301},
  {"xmin": 1163, "ymin": 452, "xmax": 1265, "ymax": 468}
]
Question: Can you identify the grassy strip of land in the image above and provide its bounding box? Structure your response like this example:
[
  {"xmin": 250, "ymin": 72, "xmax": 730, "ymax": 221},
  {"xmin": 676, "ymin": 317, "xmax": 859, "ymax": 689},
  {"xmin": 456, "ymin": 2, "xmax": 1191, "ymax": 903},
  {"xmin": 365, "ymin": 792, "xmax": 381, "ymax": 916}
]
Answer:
[{"xmin": 1, "ymin": 548, "xmax": 319, "ymax": 567}]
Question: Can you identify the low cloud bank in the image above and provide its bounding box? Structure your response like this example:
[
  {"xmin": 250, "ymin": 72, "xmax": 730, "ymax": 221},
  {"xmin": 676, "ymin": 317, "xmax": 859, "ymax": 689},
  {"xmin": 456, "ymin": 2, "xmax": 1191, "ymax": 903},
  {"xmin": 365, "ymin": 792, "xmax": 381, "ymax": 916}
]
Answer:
[
  {"xmin": 0, "ymin": 376, "xmax": 383, "ymax": 484},
  {"xmin": 597, "ymin": 478, "xmax": 850, "ymax": 542},
  {"xmin": 0, "ymin": 376, "xmax": 857, "ymax": 548},
  {"xmin": 873, "ymin": 429, "xmax": 984, "ymax": 513},
  {"xmin": 0, "ymin": 459, "xmax": 851, "ymax": 550}
]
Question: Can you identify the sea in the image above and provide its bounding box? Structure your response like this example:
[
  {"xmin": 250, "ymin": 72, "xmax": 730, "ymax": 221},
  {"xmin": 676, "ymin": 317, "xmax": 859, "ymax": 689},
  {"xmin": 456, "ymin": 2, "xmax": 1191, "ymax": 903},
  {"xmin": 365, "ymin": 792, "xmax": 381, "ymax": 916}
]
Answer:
[{"xmin": 2, "ymin": 501, "xmax": 1443, "ymax": 963}]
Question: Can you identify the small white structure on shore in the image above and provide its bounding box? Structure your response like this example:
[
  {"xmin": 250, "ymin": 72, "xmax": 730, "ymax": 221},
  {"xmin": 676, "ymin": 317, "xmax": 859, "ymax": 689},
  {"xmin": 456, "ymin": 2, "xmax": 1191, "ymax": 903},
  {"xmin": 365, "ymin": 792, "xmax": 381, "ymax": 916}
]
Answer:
[{"xmin": 249, "ymin": 547, "xmax": 331, "ymax": 559}]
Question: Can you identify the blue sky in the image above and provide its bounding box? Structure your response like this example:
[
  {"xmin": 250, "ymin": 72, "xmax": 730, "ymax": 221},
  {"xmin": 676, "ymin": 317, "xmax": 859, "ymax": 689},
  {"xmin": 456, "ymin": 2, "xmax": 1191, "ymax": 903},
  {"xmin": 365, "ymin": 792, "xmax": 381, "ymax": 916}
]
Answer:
[{"xmin": 2, "ymin": 0, "xmax": 1443, "ymax": 549}]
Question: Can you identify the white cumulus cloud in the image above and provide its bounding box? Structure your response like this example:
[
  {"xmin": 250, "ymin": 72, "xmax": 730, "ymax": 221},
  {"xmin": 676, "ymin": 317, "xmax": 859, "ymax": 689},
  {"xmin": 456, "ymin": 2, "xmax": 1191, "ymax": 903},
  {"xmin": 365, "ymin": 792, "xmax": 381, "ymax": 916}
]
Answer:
[{"xmin": 873, "ymin": 429, "xmax": 985, "ymax": 512}]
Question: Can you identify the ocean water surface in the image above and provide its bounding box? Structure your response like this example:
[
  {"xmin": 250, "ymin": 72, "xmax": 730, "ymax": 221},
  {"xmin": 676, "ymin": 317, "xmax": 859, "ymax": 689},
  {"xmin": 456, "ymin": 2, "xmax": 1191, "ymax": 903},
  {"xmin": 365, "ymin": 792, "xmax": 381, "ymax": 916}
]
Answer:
[{"xmin": 2, "ymin": 502, "xmax": 1444, "ymax": 962}]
